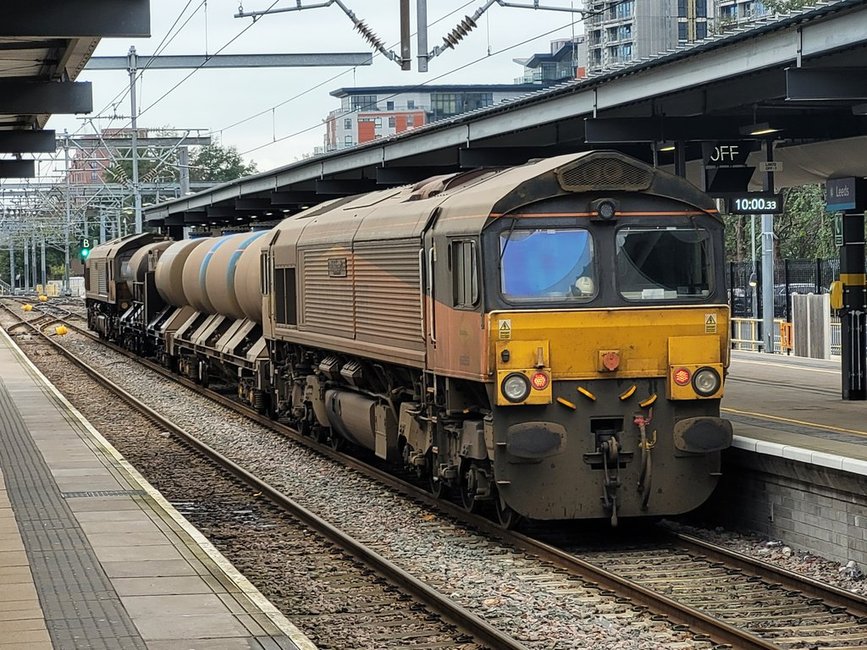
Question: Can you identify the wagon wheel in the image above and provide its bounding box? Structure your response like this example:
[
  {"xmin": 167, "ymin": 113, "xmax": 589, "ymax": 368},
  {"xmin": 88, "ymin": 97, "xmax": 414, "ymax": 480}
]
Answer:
[{"xmin": 329, "ymin": 431, "xmax": 346, "ymax": 451}]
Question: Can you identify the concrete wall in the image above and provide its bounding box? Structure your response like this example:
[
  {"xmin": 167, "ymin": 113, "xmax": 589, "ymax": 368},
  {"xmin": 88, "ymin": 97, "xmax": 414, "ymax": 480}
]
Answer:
[{"xmin": 698, "ymin": 448, "xmax": 867, "ymax": 565}]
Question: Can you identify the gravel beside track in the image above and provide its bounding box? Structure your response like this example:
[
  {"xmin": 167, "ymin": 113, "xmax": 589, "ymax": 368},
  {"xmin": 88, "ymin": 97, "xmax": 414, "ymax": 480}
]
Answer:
[{"xmin": 1, "ymin": 313, "xmax": 715, "ymax": 650}]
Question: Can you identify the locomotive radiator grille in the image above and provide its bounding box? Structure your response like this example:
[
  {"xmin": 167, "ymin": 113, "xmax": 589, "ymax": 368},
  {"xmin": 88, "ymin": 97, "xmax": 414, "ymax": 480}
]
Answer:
[
  {"xmin": 300, "ymin": 248, "xmax": 355, "ymax": 335},
  {"xmin": 354, "ymin": 240, "xmax": 423, "ymax": 345},
  {"xmin": 557, "ymin": 157, "xmax": 653, "ymax": 193}
]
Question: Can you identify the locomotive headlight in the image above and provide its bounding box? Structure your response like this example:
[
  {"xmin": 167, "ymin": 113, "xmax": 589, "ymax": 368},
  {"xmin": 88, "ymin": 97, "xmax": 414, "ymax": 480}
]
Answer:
[
  {"xmin": 502, "ymin": 373, "xmax": 531, "ymax": 403},
  {"xmin": 692, "ymin": 367, "xmax": 721, "ymax": 396}
]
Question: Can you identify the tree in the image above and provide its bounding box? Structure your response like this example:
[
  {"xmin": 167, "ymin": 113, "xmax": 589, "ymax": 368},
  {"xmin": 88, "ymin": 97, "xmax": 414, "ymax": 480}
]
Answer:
[
  {"xmin": 723, "ymin": 184, "xmax": 834, "ymax": 262},
  {"xmin": 762, "ymin": 0, "xmax": 813, "ymax": 13},
  {"xmin": 189, "ymin": 145, "xmax": 257, "ymax": 183},
  {"xmin": 106, "ymin": 140, "xmax": 258, "ymax": 188}
]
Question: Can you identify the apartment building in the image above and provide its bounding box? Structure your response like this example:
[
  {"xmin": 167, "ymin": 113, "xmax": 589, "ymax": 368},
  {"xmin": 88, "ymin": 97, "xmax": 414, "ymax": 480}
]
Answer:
[
  {"xmin": 585, "ymin": 0, "xmax": 677, "ymax": 72},
  {"xmin": 323, "ymin": 84, "xmax": 542, "ymax": 152}
]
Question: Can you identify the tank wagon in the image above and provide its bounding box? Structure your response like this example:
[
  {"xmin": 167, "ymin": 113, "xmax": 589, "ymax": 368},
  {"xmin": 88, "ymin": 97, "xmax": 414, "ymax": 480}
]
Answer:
[{"xmin": 86, "ymin": 151, "xmax": 733, "ymax": 526}]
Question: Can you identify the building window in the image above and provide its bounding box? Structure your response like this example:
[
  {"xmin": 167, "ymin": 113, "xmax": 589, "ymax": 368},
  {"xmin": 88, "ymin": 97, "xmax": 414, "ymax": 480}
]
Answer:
[
  {"xmin": 343, "ymin": 118, "xmax": 351, "ymax": 130},
  {"xmin": 619, "ymin": 24, "xmax": 632, "ymax": 40},
  {"xmin": 388, "ymin": 116, "xmax": 396, "ymax": 128},
  {"xmin": 344, "ymin": 135, "xmax": 353, "ymax": 146},
  {"xmin": 431, "ymin": 92, "xmax": 493, "ymax": 121},
  {"xmin": 407, "ymin": 115, "xmax": 414, "ymax": 126},
  {"xmin": 696, "ymin": 0, "xmax": 707, "ymax": 17},
  {"xmin": 678, "ymin": 22, "xmax": 688, "ymax": 41},
  {"xmin": 386, "ymin": 100, "xmax": 394, "ymax": 110},
  {"xmin": 407, "ymin": 99, "xmax": 415, "ymax": 109},
  {"xmin": 374, "ymin": 117, "xmax": 382, "ymax": 128},
  {"xmin": 622, "ymin": 42, "xmax": 633, "ymax": 59},
  {"xmin": 614, "ymin": 1, "xmax": 633, "ymax": 18},
  {"xmin": 677, "ymin": 0, "xmax": 687, "ymax": 16},
  {"xmin": 696, "ymin": 22, "xmax": 707, "ymax": 39},
  {"xmin": 350, "ymin": 94, "xmax": 378, "ymax": 111}
]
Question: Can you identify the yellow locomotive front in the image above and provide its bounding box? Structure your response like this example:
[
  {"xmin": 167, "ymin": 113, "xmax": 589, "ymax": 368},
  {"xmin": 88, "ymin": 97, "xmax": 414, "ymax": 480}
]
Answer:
[{"xmin": 477, "ymin": 176, "xmax": 731, "ymax": 525}]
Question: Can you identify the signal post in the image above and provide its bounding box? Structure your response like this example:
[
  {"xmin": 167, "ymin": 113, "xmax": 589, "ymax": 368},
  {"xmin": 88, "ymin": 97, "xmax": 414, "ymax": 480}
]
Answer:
[{"xmin": 827, "ymin": 177, "xmax": 867, "ymax": 400}]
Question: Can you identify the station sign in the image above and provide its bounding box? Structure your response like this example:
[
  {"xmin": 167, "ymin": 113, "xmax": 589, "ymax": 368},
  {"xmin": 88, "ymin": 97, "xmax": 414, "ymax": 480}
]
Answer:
[
  {"xmin": 759, "ymin": 161, "xmax": 783, "ymax": 173},
  {"xmin": 826, "ymin": 177, "xmax": 867, "ymax": 213},
  {"xmin": 727, "ymin": 193, "xmax": 784, "ymax": 215},
  {"xmin": 702, "ymin": 141, "xmax": 753, "ymax": 166}
]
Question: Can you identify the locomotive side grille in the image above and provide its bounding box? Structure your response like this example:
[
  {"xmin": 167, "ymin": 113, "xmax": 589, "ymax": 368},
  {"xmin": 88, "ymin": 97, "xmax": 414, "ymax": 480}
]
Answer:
[
  {"xmin": 96, "ymin": 261, "xmax": 108, "ymax": 295},
  {"xmin": 354, "ymin": 240, "xmax": 422, "ymax": 346},
  {"xmin": 300, "ymin": 248, "xmax": 355, "ymax": 336},
  {"xmin": 557, "ymin": 157, "xmax": 653, "ymax": 193}
]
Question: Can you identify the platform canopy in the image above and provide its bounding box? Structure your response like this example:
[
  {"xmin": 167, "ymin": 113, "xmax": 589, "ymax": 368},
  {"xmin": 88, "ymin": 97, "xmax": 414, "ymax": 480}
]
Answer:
[
  {"xmin": 0, "ymin": 0, "xmax": 150, "ymax": 177},
  {"xmin": 145, "ymin": 0, "xmax": 867, "ymax": 229}
]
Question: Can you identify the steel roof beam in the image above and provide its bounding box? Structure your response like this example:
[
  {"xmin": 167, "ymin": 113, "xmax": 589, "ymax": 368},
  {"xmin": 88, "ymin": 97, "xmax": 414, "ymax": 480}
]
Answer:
[
  {"xmin": 375, "ymin": 166, "xmax": 458, "ymax": 185},
  {"xmin": 206, "ymin": 206, "xmax": 238, "ymax": 219},
  {"xmin": 786, "ymin": 66, "xmax": 867, "ymax": 101},
  {"xmin": 234, "ymin": 198, "xmax": 272, "ymax": 211},
  {"xmin": 0, "ymin": 80, "xmax": 92, "ymax": 115},
  {"xmin": 87, "ymin": 53, "xmax": 373, "ymax": 70},
  {"xmin": 0, "ymin": 160, "xmax": 35, "ymax": 178},
  {"xmin": 2, "ymin": 1, "xmax": 150, "ymax": 38},
  {"xmin": 270, "ymin": 191, "xmax": 318, "ymax": 206},
  {"xmin": 315, "ymin": 179, "xmax": 378, "ymax": 195},
  {"xmin": 0, "ymin": 130, "xmax": 56, "ymax": 153}
]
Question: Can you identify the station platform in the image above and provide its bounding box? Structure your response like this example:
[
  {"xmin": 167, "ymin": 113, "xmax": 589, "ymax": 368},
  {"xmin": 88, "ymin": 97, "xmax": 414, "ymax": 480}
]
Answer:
[
  {"xmin": 0, "ymin": 328, "xmax": 315, "ymax": 650},
  {"xmin": 724, "ymin": 350, "xmax": 867, "ymax": 472}
]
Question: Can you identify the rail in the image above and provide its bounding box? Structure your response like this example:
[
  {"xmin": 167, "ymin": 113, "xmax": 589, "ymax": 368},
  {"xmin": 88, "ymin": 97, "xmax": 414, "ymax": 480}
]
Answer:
[{"xmin": 0, "ymin": 303, "xmax": 529, "ymax": 650}]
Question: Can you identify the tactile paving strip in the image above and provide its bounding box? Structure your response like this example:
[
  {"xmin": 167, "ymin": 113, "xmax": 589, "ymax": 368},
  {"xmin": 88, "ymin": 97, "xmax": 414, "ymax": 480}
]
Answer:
[{"xmin": 0, "ymin": 377, "xmax": 147, "ymax": 650}]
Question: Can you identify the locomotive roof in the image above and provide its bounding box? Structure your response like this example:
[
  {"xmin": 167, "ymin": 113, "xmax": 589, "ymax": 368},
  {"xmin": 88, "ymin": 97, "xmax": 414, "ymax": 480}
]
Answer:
[
  {"xmin": 87, "ymin": 232, "xmax": 157, "ymax": 264},
  {"xmin": 271, "ymin": 151, "xmax": 717, "ymax": 241}
]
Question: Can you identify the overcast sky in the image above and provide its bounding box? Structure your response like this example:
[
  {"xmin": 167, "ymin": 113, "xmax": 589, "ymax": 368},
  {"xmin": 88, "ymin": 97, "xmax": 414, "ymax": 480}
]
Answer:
[{"xmin": 47, "ymin": 0, "xmax": 585, "ymax": 174}]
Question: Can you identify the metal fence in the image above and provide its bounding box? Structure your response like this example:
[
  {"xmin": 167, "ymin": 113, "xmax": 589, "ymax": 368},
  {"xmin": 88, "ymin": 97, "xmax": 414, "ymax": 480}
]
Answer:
[{"xmin": 728, "ymin": 258, "xmax": 838, "ymax": 320}]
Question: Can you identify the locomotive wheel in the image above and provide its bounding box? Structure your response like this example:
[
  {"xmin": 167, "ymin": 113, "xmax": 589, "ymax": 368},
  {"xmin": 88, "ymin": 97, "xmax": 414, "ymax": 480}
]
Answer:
[
  {"xmin": 460, "ymin": 466, "xmax": 480, "ymax": 513},
  {"xmin": 495, "ymin": 494, "xmax": 519, "ymax": 530},
  {"xmin": 427, "ymin": 454, "xmax": 446, "ymax": 499},
  {"xmin": 329, "ymin": 432, "xmax": 346, "ymax": 451}
]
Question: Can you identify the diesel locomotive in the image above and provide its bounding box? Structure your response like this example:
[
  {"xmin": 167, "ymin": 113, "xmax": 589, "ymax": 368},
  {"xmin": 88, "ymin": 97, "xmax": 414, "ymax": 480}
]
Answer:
[{"xmin": 86, "ymin": 151, "xmax": 733, "ymax": 526}]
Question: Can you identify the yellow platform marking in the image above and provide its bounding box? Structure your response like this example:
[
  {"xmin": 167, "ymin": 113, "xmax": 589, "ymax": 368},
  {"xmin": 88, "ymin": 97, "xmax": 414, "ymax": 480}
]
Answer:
[{"xmin": 722, "ymin": 406, "xmax": 867, "ymax": 438}]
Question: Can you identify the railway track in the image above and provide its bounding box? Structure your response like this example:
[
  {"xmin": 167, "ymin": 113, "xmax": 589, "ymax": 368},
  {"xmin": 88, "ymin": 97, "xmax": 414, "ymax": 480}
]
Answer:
[
  {"xmin": 6, "ymin": 300, "xmax": 867, "ymax": 649},
  {"xmin": 0, "ymin": 303, "xmax": 516, "ymax": 650}
]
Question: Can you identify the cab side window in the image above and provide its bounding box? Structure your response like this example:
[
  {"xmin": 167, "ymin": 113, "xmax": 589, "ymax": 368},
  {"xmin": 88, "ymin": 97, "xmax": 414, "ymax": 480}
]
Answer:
[{"xmin": 451, "ymin": 240, "xmax": 479, "ymax": 309}]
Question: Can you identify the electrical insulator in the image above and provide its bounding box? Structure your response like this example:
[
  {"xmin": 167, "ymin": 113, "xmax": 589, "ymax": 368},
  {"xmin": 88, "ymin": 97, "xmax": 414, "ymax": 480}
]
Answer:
[
  {"xmin": 442, "ymin": 15, "xmax": 477, "ymax": 49},
  {"xmin": 354, "ymin": 20, "xmax": 385, "ymax": 51}
]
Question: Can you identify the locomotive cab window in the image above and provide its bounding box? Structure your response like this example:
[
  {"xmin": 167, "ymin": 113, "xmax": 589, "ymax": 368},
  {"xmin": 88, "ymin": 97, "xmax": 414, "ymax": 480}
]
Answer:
[
  {"xmin": 452, "ymin": 240, "xmax": 479, "ymax": 308},
  {"xmin": 616, "ymin": 227, "xmax": 712, "ymax": 301},
  {"xmin": 499, "ymin": 228, "xmax": 596, "ymax": 302},
  {"xmin": 274, "ymin": 267, "xmax": 298, "ymax": 326}
]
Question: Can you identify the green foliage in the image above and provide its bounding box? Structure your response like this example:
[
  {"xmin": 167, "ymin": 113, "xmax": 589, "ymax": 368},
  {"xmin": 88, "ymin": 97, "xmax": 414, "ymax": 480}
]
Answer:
[
  {"xmin": 723, "ymin": 184, "xmax": 834, "ymax": 262},
  {"xmin": 189, "ymin": 145, "xmax": 258, "ymax": 183},
  {"xmin": 106, "ymin": 140, "xmax": 258, "ymax": 190},
  {"xmin": 761, "ymin": 0, "xmax": 813, "ymax": 12}
]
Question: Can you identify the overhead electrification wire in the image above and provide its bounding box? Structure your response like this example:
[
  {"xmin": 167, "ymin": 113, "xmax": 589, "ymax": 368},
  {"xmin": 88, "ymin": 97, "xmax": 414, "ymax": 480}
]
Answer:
[
  {"xmin": 85, "ymin": 0, "xmax": 207, "ymax": 130},
  {"xmin": 125, "ymin": 0, "xmax": 285, "ymax": 128},
  {"xmin": 213, "ymin": 0, "xmax": 479, "ymax": 137},
  {"xmin": 238, "ymin": 12, "xmax": 587, "ymax": 157}
]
